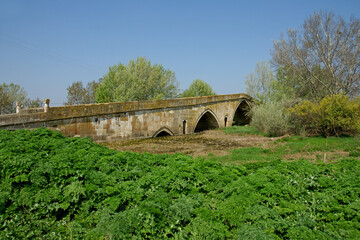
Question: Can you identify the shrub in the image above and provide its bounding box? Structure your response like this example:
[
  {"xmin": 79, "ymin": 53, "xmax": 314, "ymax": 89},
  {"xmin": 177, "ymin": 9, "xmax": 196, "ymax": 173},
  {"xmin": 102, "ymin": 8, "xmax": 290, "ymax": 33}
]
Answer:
[
  {"xmin": 250, "ymin": 101, "xmax": 291, "ymax": 137},
  {"xmin": 288, "ymin": 94, "xmax": 360, "ymax": 136}
]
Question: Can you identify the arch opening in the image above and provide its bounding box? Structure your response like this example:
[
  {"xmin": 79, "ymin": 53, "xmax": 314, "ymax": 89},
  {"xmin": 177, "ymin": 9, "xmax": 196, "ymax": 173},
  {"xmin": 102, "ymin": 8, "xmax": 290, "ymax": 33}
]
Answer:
[
  {"xmin": 224, "ymin": 116, "xmax": 228, "ymax": 127},
  {"xmin": 183, "ymin": 120, "xmax": 187, "ymax": 135},
  {"xmin": 194, "ymin": 111, "xmax": 219, "ymax": 133},
  {"xmin": 154, "ymin": 130, "xmax": 172, "ymax": 137},
  {"xmin": 233, "ymin": 101, "xmax": 251, "ymax": 126},
  {"xmin": 153, "ymin": 127, "xmax": 174, "ymax": 138}
]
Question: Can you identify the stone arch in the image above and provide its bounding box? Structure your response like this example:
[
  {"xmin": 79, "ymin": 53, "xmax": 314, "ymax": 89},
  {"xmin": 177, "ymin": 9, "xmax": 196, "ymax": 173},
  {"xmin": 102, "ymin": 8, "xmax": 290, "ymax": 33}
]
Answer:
[
  {"xmin": 153, "ymin": 127, "xmax": 174, "ymax": 138},
  {"xmin": 194, "ymin": 109, "xmax": 220, "ymax": 133},
  {"xmin": 233, "ymin": 100, "xmax": 251, "ymax": 126}
]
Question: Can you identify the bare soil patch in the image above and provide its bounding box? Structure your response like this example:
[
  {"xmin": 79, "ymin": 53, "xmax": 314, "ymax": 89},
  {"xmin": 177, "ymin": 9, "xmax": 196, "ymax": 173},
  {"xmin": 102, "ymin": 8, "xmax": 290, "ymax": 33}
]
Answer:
[{"xmin": 102, "ymin": 129, "xmax": 280, "ymax": 157}]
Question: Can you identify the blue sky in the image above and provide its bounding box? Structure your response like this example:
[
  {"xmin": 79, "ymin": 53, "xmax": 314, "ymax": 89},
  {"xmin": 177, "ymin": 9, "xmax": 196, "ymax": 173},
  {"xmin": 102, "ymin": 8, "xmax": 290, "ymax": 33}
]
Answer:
[{"xmin": 1, "ymin": 0, "xmax": 359, "ymax": 105}]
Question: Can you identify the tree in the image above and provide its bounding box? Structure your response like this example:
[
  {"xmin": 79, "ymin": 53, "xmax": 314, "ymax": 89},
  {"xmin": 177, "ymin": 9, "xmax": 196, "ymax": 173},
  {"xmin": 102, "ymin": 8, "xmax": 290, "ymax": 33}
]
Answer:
[
  {"xmin": 271, "ymin": 11, "xmax": 360, "ymax": 99},
  {"xmin": 244, "ymin": 61, "xmax": 297, "ymax": 136},
  {"xmin": 24, "ymin": 98, "xmax": 43, "ymax": 108},
  {"xmin": 65, "ymin": 81, "xmax": 85, "ymax": 105},
  {"xmin": 0, "ymin": 83, "xmax": 42, "ymax": 114},
  {"xmin": 65, "ymin": 80, "xmax": 99, "ymax": 105},
  {"xmin": 83, "ymin": 80, "xmax": 100, "ymax": 104},
  {"xmin": 0, "ymin": 83, "xmax": 27, "ymax": 114},
  {"xmin": 95, "ymin": 57, "xmax": 179, "ymax": 103},
  {"xmin": 245, "ymin": 61, "xmax": 296, "ymax": 104},
  {"xmin": 245, "ymin": 61, "xmax": 276, "ymax": 103},
  {"xmin": 181, "ymin": 79, "xmax": 216, "ymax": 97}
]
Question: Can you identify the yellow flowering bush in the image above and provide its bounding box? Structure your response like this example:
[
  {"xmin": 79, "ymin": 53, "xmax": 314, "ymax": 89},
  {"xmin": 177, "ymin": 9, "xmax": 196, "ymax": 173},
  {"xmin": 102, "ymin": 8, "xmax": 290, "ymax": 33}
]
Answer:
[{"xmin": 288, "ymin": 94, "xmax": 360, "ymax": 136}]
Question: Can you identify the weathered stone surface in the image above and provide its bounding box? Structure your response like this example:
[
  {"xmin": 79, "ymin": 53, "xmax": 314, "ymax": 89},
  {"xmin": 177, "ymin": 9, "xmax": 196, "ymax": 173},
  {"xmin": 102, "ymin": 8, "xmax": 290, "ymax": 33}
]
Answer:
[{"xmin": 0, "ymin": 93, "xmax": 253, "ymax": 142}]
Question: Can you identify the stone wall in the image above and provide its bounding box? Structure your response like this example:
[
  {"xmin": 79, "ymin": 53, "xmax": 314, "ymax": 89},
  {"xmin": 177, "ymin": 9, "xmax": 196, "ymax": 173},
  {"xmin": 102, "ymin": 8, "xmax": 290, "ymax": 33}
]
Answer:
[{"xmin": 0, "ymin": 93, "xmax": 253, "ymax": 142}]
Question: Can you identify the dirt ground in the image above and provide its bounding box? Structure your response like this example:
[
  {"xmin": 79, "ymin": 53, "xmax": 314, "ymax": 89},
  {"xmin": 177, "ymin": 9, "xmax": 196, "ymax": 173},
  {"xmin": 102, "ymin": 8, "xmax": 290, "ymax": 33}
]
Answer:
[{"xmin": 102, "ymin": 129, "xmax": 281, "ymax": 157}]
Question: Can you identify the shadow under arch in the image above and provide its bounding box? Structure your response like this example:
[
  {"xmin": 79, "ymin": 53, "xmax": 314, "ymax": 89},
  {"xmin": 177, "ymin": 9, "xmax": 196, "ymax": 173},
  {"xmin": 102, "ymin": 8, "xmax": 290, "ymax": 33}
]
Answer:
[
  {"xmin": 152, "ymin": 127, "xmax": 174, "ymax": 138},
  {"xmin": 194, "ymin": 109, "xmax": 220, "ymax": 133},
  {"xmin": 233, "ymin": 100, "xmax": 251, "ymax": 126}
]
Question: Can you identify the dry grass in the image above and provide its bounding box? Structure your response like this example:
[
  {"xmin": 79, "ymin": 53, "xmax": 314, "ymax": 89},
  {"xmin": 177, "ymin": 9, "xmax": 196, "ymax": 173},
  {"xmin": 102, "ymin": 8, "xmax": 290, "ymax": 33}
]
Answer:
[
  {"xmin": 102, "ymin": 129, "xmax": 281, "ymax": 157},
  {"xmin": 102, "ymin": 127, "xmax": 360, "ymax": 164}
]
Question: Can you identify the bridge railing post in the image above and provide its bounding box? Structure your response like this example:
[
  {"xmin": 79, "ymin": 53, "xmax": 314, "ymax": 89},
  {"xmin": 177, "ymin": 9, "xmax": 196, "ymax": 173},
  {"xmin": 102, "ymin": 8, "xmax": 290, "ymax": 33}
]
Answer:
[
  {"xmin": 44, "ymin": 99, "xmax": 50, "ymax": 113},
  {"xmin": 16, "ymin": 101, "xmax": 21, "ymax": 114}
]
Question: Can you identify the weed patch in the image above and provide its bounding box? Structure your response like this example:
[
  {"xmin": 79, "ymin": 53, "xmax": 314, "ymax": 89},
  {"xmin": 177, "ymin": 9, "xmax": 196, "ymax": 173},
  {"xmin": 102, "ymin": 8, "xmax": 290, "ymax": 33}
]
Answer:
[{"xmin": 1, "ymin": 128, "xmax": 360, "ymax": 239}]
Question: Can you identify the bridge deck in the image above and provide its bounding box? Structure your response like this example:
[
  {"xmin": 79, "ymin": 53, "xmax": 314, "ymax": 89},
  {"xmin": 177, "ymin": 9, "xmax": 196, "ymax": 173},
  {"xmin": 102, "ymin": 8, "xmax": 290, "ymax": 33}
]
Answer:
[{"xmin": 0, "ymin": 93, "xmax": 253, "ymax": 142}]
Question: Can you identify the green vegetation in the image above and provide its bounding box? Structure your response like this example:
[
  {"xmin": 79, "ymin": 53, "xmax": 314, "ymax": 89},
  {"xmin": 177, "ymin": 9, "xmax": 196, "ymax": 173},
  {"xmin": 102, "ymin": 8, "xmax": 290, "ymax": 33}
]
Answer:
[
  {"xmin": 245, "ymin": 12, "xmax": 360, "ymax": 137},
  {"xmin": 245, "ymin": 61, "xmax": 294, "ymax": 104},
  {"xmin": 65, "ymin": 59, "xmax": 217, "ymax": 105},
  {"xmin": 65, "ymin": 80, "xmax": 99, "ymax": 105},
  {"xmin": 250, "ymin": 101, "xmax": 292, "ymax": 137},
  {"xmin": 215, "ymin": 147, "xmax": 279, "ymax": 163},
  {"xmin": 214, "ymin": 134, "xmax": 359, "ymax": 165},
  {"xmin": 248, "ymin": 93, "xmax": 360, "ymax": 138},
  {"xmin": 272, "ymin": 12, "xmax": 360, "ymax": 100},
  {"xmin": 96, "ymin": 57, "xmax": 179, "ymax": 103},
  {"xmin": 1, "ymin": 128, "xmax": 360, "ymax": 239},
  {"xmin": 244, "ymin": 61, "xmax": 297, "ymax": 137},
  {"xmin": 276, "ymin": 136, "xmax": 360, "ymax": 154},
  {"xmin": 288, "ymin": 94, "xmax": 360, "ymax": 136},
  {"xmin": 180, "ymin": 79, "xmax": 216, "ymax": 98},
  {"xmin": 0, "ymin": 83, "xmax": 42, "ymax": 114},
  {"xmin": 221, "ymin": 125, "xmax": 265, "ymax": 136}
]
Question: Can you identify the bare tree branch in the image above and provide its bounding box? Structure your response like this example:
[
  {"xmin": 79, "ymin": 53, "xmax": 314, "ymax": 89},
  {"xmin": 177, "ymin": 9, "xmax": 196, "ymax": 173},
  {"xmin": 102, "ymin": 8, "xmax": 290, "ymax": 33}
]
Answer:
[{"xmin": 271, "ymin": 11, "xmax": 360, "ymax": 99}]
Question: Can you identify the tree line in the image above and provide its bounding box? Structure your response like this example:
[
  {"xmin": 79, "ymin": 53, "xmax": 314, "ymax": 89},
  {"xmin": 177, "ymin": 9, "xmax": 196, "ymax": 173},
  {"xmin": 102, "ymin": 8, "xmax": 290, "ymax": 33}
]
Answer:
[
  {"xmin": 246, "ymin": 11, "xmax": 360, "ymax": 136},
  {"xmin": 0, "ymin": 57, "xmax": 215, "ymax": 114},
  {"xmin": 65, "ymin": 57, "xmax": 216, "ymax": 105}
]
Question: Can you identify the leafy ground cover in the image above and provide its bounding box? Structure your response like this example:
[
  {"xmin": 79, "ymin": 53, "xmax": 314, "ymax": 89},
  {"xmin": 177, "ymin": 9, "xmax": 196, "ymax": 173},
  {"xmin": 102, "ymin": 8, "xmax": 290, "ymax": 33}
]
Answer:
[{"xmin": 1, "ymin": 128, "xmax": 360, "ymax": 239}]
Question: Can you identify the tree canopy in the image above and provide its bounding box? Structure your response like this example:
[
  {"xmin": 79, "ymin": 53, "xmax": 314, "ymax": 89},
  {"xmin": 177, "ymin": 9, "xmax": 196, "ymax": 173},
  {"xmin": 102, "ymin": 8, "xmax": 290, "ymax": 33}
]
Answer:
[
  {"xmin": 181, "ymin": 79, "xmax": 216, "ymax": 98},
  {"xmin": 95, "ymin": 57, "xmax": 179, "ymax": 103},
  {"xmin": 246, "ymin": 11, "xmax": 360, "ymax": 137},
  {"xmin": 0, "ymin": 83, "xmax": 42, "ymax": 114},
  {"xmin": 245, "ymin": 61, "xmax": 276, "ymax": 103},
  {"xmin": 245, "ymin": 61, "xmax": 297, "ymax": 104},
  {"xmin": 271, "ymin": 11, "xmax": 360, "ymax": 99},
  {"xmin": 65, "ymin": 80, "xmax": 99, "ymax": 105}
]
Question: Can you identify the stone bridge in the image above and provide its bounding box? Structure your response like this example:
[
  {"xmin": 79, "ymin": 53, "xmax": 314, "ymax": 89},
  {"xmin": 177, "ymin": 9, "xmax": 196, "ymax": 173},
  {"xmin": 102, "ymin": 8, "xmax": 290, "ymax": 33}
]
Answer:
[{"xmin": 0, "ymin": 93, "xmax": 254, "ymax": 142}]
